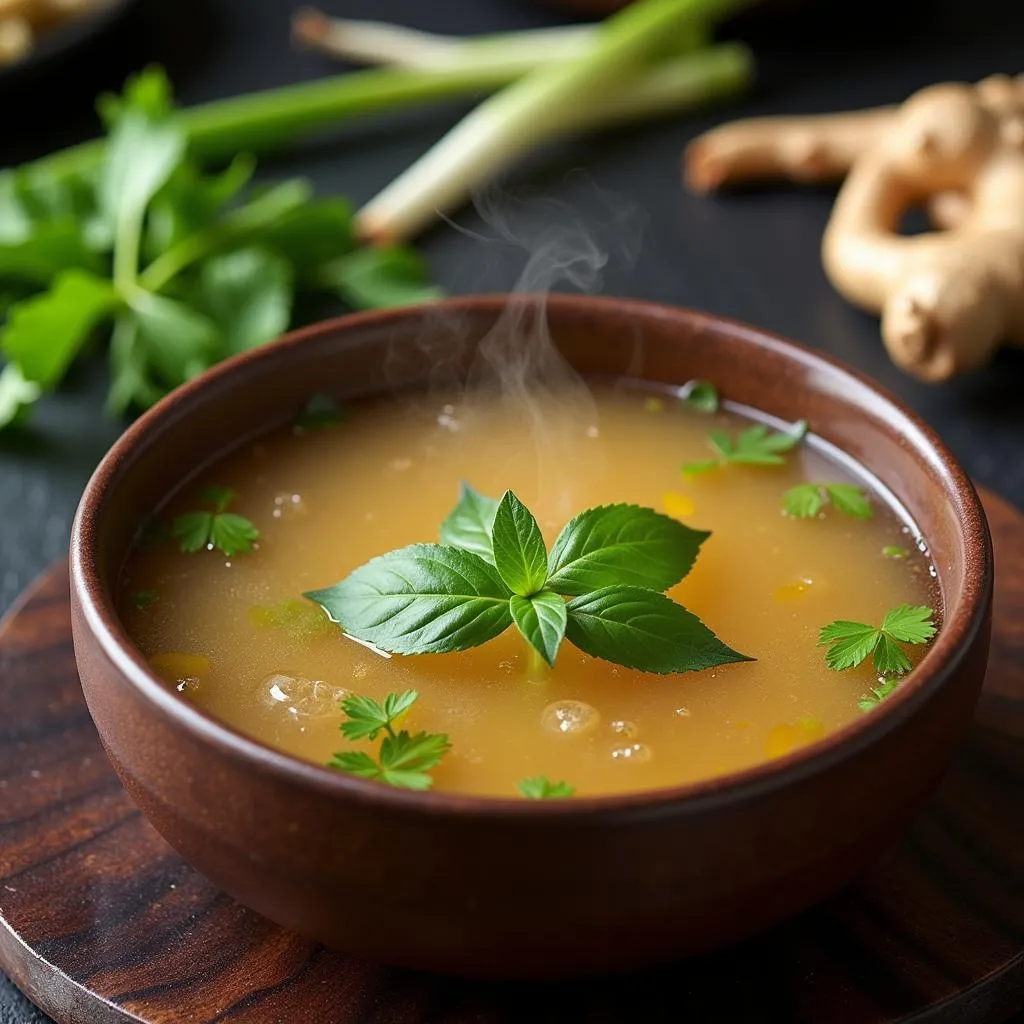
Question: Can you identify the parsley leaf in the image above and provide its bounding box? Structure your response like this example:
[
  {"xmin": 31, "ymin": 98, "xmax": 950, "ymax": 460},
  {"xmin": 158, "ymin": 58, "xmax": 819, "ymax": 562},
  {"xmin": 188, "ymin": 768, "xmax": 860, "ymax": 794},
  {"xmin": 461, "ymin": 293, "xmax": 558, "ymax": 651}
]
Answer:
[
  {"xmin": 339, "ymin": 690, "xmax": 419, "ymax": 742},
  {"xmin": 510, "ymin": 590, "xmax": 567, "ymax": 667},
  {"xmin": 818, "ymin": 605, "xmax": 936, "ymax": 676},
  {"xmin": 681, "ymin": 379, "xmax": 719, "ymax": 414},
  {"xmin": 518, "ymin": 775, "xmax": 575, "ymax": 799},
  {"xmin": 491, "ymin": 490, "xmax": 549, "ymax": 597},
  {"xmin": 171, "ymin": 487, "xmax": 259, "ymax": 557},
  {"xmin": 439, "ymin": 481, "xmax": 500, "ymax": 563},
  {"xmin": 782, "ymin": 482, "xmax": 872, "ymax": 520},
  {"xmin": 684, "ymin": 419, "xmax": 807, "ymax": 475},
  {"xmin": 858, "ymin": 677, "xmax": 901, "ymax": 712},
  {"xmin": 375, "ymin": 731, "xmax": 452, "ymax": 790},
  {"xmin": 882, "ymin": 545, "xmax": 910, "ymax": 560}
]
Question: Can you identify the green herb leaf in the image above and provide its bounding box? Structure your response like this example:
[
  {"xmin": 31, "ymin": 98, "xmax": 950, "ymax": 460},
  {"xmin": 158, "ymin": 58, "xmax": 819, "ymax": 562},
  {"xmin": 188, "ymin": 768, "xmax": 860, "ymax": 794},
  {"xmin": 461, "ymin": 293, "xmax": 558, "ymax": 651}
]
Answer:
[
  {"xmin": 255, "ymin": 198, "xmax": 355, "ymax": 283},
  {"xmin": 882, "ymin": 545, "xmax": 910, "ymax": 560},
  {"xmin": 0, "ymin": 363, "xmax": 42, "ymax": 429},
  {"xmin": 295, "ymin": 393, "xmax": 346, "ymax": 430},
  {"xmin": 200, "ymin": 485, "xmax": 236, "ymax": 513},
  {"xmin": 689, "ymin": 420, "xmax": 807, "ymax": 474},
  {"xmin": 328, "ymin": 750, "xmax": 382, "ymax": 780},
  {"xmin": 375, "ymin": 730, "xmax": 451, "ymax": 790},
  {"xmin": 319, "ymin": 245, "xmax": 443, "ymax": 310},
  {"xmin": 439, "ymin": 482, "xmax": 500, "ymax": 563},
  {"xmin": 491, "ymin": 490, "xmax": 549, "ymax": 597},
  {"xmin": 518, "ymin": 775, "xmax": 575, "ymax": 799},
  {"xmin": 881, "ymin": 605, "xmax": 937, "ymax": 644},
  {"xmin": 171, "ymin": 487, "xmax": 259, "ymax": 557},
  {"xmin": 340, "ymin": 689, "xmax": 418, "ymax": 742},
  {"xmin": 682, "ymin": 379, "xmax": 719, "ymax": 414},
  {"xmin": 873, "ymin": 633, "xmax": 912, "ymax": 676},
  {"xmin": 127, "ymin": 290, "xmax": 221, "ymax": 388},
  {"xmin": 510, "ymin": 590, "xmax": 567, "ymax": 667},
  {"xmin": 547, "ymin": 504, "xmax": 708, "ymax": 597},
  {"xmin": 106, "ymin": 316, "xmax": 161, "ymax": 416},
  {"xmin": 681, "ymin": 459, "xmax": 721, "ymax": 478},
  {"xmin": 817, "ymin": 621, "xmax": 881, "ymax": 671},
  {"xmin": 305, "ymin": 543, "xmax": 514, "ymax": 655},
  {"xmin": 197, "ymin": 246, "xmax": 293, "ymax": 355},
  {"xmin": 565, "ymin": 586, "xmax": 753, "ymax": 674},
  {"xmin": 823, "ymin": 483, "xmax": 873, "ymax": 520},
  {"xmin": 858, "ymin": 677, "xmax": 900, "ymax": 712},
  {"xmin": 783, "ymin": 483, "xmax": 825, "ymax": 519},
  {"xmin": 209, "ymin": 513, "xmax": 260, "ymax": 557},
  {"xmin": 131, "ymin": 589, "xmax": 159, "ymax": 609},
  {"xmin": 1, "ymin": 269, "xmax": 118, "ymax": 387},
  {"xmin": 171, "ymin": 511, "xmax": 214, "ymax": 553}
]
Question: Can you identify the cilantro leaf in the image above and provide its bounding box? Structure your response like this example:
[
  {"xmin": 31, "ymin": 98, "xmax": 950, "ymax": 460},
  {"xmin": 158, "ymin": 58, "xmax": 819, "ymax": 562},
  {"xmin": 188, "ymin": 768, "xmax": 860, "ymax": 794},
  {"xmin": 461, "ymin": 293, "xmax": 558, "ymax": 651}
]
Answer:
[
  {"xmin": 511, "ymin": 590, "xmax": 567, "ymax": 668},
  {"xmin": 859, "ymin": 677, "xmax": 900, "ymax": 712},
  {"xmin": 0, "ymin": 363, "xmax": 42, "ymax": 429},
  {"xmin": 547, "ymin": 504, "xmax": 708, "ymax": 597},
  {"xmin": 823, "ymin": 483, "xmax": 873, "ymax": 520},
  {"xmin": 171, "ymin": 511, "xmax": 214, "ymax": 553},
  {"xmin": 518, "ymin": 775, "xmax": 575, "ymax": 799},
  {"xmin": 882, "ymin": 545, "xmax": 910, "ymax": 560},
  {"xmin": 782, "ymin": 483, "xmax": 825, "ymax": 519},
  {"xmin": 305, "ymin": 544, "xmax": 514, "ymax": 655},
  {"xmin": 295, "ymin": 393, "xmax": 346, "ymax": 430},
  {"xmin": 340, "ymin": 689, "xmax": 418, "ymax": 742},
  {"xmin": 209, "ymin": 513, "xmax": 260, "ymax": 557},
  {"xmin": 376, "ymin": 730, "xmax": 451, "ymax": 790},
  {"xmin": 439, "ymin": 482, "xmax": 500, "ymax": 564},
  {"xmin": 873, "ymin": 633, "xmax": 913, "ymax": 676},
  {"xmin": 817, "ymin": 621, "xmax": 881, "ymax": 671},
  {"xmin": 565, "ymin": 586, "xmax": 753, "ymax": 674},
  {"xmin": 881, "ymin": 605, "xmax": 937, "ymax": 644},
  {"xmin": 318, "ymin": 245, "xmax": 443, "ymax": 310},
  {"xmin": 130, "ymin": 590, "xmax": 159, "ymax": 609},
  {"xmin": 198, "ymin": 246, "xmax": 293, "ymax": 355},
  {"xmin": 682, "ymin": 379, "xmax": 719, "ymax": 414},
  {"xmin": 687, "ymin": 420, "xmax": 807, "ymax": 474},
  {"xmin": 200, "ymin": 485, "xmax": 236, "ymax": 513},
  {"xmin": 491, "ymin": 490, "xmax": 549, "ymax": 597},
  {"xmin": 328, "ymin": 750, "xmax": 383, "ymax": 780},
  {"xmin": 171, "ymin": 487, "xmax": 259, "ymax": 557}
]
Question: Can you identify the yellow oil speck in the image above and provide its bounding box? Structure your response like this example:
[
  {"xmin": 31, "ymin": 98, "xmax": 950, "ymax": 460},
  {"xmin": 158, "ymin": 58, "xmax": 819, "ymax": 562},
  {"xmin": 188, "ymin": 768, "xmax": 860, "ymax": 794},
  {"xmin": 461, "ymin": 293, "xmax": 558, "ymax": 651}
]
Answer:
[
  {"xmin": 149, "ymin": 652, "xmax": 210, "ymax": 682},
  {"xmin": 772, "ymin": 577, "xmax": 814, "ymax": 603},
  {"xmin": 662, "ymin": 491, "xmax": 695, "ymax": 519},
  {"xmin": 765, "ymin": 718, "xmax": 825, "ymax": 758},
  {"xmin": 644, "ymin": 397, "xmax": 664, "ymax": 413}
]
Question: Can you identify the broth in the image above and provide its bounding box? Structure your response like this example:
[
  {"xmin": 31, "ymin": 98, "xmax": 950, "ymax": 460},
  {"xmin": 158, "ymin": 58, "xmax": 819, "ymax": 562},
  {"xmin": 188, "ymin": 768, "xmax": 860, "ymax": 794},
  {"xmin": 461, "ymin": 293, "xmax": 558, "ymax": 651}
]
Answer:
[{"xmin": 119, "ymin": 385, "xmax": 937, "ymax": 797}]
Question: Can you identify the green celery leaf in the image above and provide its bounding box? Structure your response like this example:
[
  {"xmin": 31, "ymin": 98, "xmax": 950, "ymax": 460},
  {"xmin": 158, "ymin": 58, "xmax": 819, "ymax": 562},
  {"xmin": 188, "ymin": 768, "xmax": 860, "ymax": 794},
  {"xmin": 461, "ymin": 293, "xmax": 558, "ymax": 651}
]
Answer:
[
  {"xmin": 824, "ymin": 483, "xmax": 873, "ymax": 519},
  {"xmin": 518, "ymin": 775, "xmax": 575, "ymax": 799},
  {"xmin": 198, "ymin": 246, "xmax": 293, "ymax": 355},
  {"xmin": 257, "ymin": 198, "xmax": 355, "ymax": 282},
  {"xmin": 128, "ymin": 290, "xmax": 221, "ymax": 387},
  {"xmin": 881, "ymin": 604, "xmax": 937, "ymax": 645},
  {"xmin": 295, "ymin": 393, "xmax": 346, "ymax": 430},
  {"xmin": 682, "ymin": 380, "xmax": 719, "ymax": 414},
  {"xmin": 378, "ymin": 730, "xmax": 451, "ymax": 790},
  {"xmin": 783, "ymin": 483, "xmax": 824, "ymax": 519},
  {"xmin": 0, "ymin": 363, "xmax": 42, "ymax": 429},
  {"xmin": 171, "ymin": 511, "xmax": 213, "ymax": 553},
  {"xmin": 565, "ymin": 586, "xmax": 753, "ymax": 674},
  {"xmin": 547, "ymin": 504, "xmax": 709, "ymax": 597},
  {"xmin": 209, "ymin": 512, "xmax": 259, "ymax": 557},
  {"xmin": 510, "ymin": 590, "xmax": 567, "ymax": 668},
  {"xmin": 873, "ymin": 633, "xmax": 913, "ymax": 676},
  {"xmin": 106, "ymin": 315, "xmax": 162, "ymax": 416},
  {"xmin": 491, "ymin": 490, "xmax": 548, "ymax": 597},
  {"xmin": 305, "ymin": 543, "xmax": 514, "ymax": 655},
  {"xmin": 439, "ymin": 482, "xmax": 500, "ymax": 564},
  {"xmin": 328, "ymin": 750, "xmax": 383, "ymax": 780},
  {"xmin": 319, "ymin": 245, "xmax": 444, "ymax": 310},
  {"xmin": 817, "ymin": 620, "xmax": 881, "ymax": 671},
  {"xmin": 1, "ymin": 269, "xmax": 118, "ymax": 387}
]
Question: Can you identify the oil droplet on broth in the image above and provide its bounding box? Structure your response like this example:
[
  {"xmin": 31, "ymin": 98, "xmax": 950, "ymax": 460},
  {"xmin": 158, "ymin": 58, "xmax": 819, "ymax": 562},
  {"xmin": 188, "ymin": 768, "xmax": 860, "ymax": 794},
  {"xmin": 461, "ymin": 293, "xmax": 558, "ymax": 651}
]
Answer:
[{"xmin": 121, "ymin": 385, "xmax": 937, "ymax": 797}]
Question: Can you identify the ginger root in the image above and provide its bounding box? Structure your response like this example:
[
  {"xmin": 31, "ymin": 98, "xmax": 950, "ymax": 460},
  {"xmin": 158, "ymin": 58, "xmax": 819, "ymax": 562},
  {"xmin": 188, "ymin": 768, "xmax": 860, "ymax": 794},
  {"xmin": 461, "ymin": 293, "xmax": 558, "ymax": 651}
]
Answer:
[{"xmin": 684, "ymin": 75, "xmax": 1024, "ymax": 381}]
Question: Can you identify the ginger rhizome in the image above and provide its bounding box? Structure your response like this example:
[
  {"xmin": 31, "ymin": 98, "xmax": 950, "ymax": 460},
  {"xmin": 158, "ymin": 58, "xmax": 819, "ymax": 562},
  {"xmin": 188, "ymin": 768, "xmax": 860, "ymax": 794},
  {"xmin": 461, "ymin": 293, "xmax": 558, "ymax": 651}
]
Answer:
[{"xmin": 685, "ymin": 75, "xmax": 1024, "ymax": 381}]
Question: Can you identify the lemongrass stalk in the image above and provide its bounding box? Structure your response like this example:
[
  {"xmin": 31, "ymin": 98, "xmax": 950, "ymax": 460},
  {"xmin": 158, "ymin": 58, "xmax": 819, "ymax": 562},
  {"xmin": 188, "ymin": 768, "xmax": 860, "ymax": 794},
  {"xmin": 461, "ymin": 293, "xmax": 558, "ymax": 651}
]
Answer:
[
  {"xmin": 356, "ymin": 0, "xmax": 751, "ymax": 245},
  {"xmin": 293, "ymin": 8, "xmax": 601, "ymax": 72}
]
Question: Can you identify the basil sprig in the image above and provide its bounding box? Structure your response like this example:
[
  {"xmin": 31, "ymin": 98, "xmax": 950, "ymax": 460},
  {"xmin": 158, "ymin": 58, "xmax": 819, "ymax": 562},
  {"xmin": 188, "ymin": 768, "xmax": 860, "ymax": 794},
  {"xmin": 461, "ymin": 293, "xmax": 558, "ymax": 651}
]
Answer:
[{"xmin": 306, "ymin": 485, "xmax": 752, "ymax": 674}]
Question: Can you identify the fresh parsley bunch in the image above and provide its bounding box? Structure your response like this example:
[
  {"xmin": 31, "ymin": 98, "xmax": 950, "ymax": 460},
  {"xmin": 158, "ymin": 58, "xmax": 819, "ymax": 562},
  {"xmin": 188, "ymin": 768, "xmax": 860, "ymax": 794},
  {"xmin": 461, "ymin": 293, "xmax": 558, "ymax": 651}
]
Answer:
[
  {"xmin": 0, "ymin": 67, "xmax": 440, "ymax": 430},
  {"xmin": 307, "ymin": 483, "xmax": 753, "ymax": 673}
]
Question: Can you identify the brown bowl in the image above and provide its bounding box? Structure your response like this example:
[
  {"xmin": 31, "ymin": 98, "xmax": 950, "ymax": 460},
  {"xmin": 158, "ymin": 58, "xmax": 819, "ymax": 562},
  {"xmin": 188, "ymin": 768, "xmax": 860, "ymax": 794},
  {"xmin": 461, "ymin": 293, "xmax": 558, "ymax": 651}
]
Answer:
[{"xmin": 70, "ymin": 295, "xmax": 992, "ymax": 978}]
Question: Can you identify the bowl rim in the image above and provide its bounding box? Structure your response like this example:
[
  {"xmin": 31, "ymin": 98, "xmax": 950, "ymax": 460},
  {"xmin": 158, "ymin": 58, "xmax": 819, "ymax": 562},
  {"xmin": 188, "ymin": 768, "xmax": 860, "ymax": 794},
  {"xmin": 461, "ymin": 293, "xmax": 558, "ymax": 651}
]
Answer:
[{"xmin": 71, "ymin": 293, "xmax": 993, "ymax": 819}]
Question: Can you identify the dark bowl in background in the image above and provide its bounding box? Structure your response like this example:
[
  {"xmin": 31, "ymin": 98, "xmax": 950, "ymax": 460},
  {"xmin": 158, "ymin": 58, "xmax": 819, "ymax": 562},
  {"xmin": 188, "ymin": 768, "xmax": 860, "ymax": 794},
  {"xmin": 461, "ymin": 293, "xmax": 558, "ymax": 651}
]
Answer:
[{"xmin": 70, "ymin": 296, "xmax": 992, "ymax": 977}]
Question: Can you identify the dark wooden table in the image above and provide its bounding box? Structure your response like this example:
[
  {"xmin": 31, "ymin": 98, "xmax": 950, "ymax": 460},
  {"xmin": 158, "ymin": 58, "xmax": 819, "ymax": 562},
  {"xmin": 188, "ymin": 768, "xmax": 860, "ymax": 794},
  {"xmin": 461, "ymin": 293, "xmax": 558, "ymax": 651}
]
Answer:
[{"xmin": 1, "ymin": 0, "xmax": 1022, "ymax": 1020}]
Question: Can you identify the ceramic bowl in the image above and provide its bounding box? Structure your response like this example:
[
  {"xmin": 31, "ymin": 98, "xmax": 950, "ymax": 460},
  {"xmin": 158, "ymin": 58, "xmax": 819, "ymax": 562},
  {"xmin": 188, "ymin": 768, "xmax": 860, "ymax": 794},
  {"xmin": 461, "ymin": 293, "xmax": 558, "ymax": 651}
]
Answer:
[{"xmin": 70, "ymin": 295, "xmax": 992, "ymax": 978}]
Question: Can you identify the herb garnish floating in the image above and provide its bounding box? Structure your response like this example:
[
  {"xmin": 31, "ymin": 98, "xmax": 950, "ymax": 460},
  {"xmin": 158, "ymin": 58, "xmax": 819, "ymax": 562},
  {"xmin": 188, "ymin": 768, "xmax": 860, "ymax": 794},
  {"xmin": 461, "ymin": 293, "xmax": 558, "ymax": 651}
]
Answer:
[
  {"xmin": 882, "ymin": 545, "xmax": 910, "ymax": 560},
  {"xmin": 172, "ymin": 486, "xmax": 259, "ymax": 557},
  {"xmin": 681, "ymin": 379, "xmax": 719, "ymax": 414},
  {"xmin": 683, "ymin": 419, "xmax": 807, "ymax": 476},
  {"xmin": 858, "ymin": 678, "xmax": 900, "ymax": 712},
  {"xmin": 307, "ymin": 485, "xmax": 752, "ymax": 673},
  {"xmin": 518, "ymin": 776, "xmax": 575, "ymax": 799},
  {"xmin": 783, "ymin": 482, "xmax": 872, "ymax": 520},
  {"xmin": 818, "ymin": 605, "xmax": 936, "ymax": 677},
  {"xmin": 329, "ymin": 689, "xmax": 450, "ymax": 791},
  {"xmin": 295, "ymin": 393, "xmax": 346, "ymax": 431},
  {"xmin": 131, "ymin": 589, "xmax": 159, "ymax": 609}
]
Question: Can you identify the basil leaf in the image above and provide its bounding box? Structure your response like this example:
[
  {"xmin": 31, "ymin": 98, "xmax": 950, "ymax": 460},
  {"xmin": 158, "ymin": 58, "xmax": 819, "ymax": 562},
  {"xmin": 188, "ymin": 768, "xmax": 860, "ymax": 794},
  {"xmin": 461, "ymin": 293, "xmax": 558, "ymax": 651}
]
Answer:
[
  {"xmin": 565, "ymin": 586, "xmax": 753, "ymax": 674},
  {"xmin": 1, "ymin": 269, "xmax": 119, "ymax": 387},
  {"xmin": 491, "ymin": 490, "xmax": 549, "ymax": 597},
  {"xmin": 319, "ymin": 245, "xmax": 444, "ymax": 310},
  {"xmin": 547, "ymin": 504, "xmax": 708, "ymax": 597},
  {"xmin": 305, "ymin": 543, "xmax": 513, "ymax": 655},
  {"xmin": 198, "ymin": 247, "xmax": 293, "ymax": 354},
  {"xmin": 439, "ymin": 482, "xmax": 499, "ymax": 563},
  {"xmin": 510, "ymin": 590, "xmax": 567, "ymax": 667}
]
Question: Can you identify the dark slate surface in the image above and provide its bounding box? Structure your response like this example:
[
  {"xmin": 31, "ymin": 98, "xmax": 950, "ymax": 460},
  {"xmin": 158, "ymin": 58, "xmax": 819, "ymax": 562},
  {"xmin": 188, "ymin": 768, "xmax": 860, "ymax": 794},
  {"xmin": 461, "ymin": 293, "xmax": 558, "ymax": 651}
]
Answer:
[{"xmin": 1, "ymin": 0, "xmax": 1022, "ymax": 1020}]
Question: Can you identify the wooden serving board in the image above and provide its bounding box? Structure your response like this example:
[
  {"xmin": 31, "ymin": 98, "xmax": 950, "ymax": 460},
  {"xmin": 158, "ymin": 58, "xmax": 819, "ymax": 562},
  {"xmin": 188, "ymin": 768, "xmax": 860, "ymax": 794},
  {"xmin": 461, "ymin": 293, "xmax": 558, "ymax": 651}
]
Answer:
[{"xmin": 0, "ymin": 487, "xmax": 1021, "ymax": 1024}]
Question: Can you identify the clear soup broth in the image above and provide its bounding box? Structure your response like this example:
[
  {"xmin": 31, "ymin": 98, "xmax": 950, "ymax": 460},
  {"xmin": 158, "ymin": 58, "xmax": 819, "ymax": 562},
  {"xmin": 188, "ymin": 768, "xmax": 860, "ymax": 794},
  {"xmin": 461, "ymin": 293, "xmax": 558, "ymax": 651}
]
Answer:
[{"xmin": 119, "ymin": 385, "xmax": 937, "ymax": 797}]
